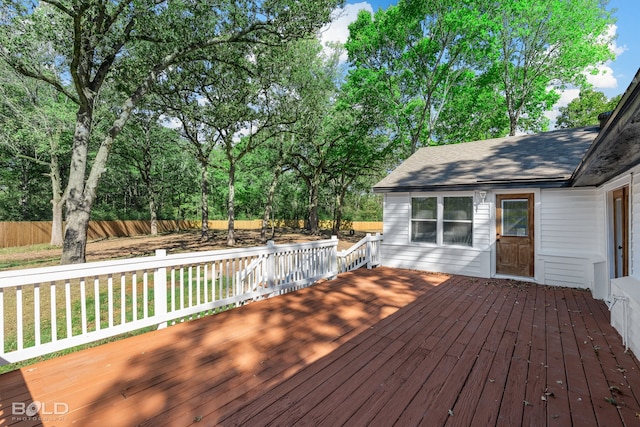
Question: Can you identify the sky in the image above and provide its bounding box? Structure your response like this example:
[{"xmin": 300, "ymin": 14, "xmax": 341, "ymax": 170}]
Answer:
[{"xmin": 320, "ymin": 0, "xmax": 640, "ymax": 126}]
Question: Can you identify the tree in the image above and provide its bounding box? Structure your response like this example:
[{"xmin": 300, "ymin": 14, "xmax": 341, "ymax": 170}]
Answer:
[
  {"xmin": 110, "ymin": 111, "xmax": 181, "ymax": 233},
  {"xmin": 0, "ymin": 62, "xmax": 74, "ymax": 244},
  {"xmin": 556, "ymin": 88, "xmax": 621, "ymax": 129},
  {"xmin": 0, "ymin": 0, "xmax": 341, "ymax": 263},
  {"xmin": 345, "ymin": 0, "xmax": 492, "ymax": 155},
  {"xmin": 433, "ymin": 68, "xmax": 510, "ymax": 144},
  {"xmin": 487, "ymin": 0, "xmax": 615, "ymax": 135}
]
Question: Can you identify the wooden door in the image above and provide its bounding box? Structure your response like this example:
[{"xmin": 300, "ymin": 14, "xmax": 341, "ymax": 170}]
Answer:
[
  {"xmin": 613, "ymin": 187, "xmax": 629, "ymax": 278},
  {"xmin": 496, "ymin": 193, "xmax": 534, "ymax": 277}
]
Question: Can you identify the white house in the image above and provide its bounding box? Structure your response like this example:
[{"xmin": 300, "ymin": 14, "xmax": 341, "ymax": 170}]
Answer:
[{"xmin": 374, "ymin": 68, "xmax": 640, "ymax": 354}]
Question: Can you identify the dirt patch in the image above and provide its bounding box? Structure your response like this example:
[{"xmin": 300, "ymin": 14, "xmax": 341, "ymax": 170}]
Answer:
[{"xmin": 1, "ymin": 228, "xmax": 371, "ymax": 271}]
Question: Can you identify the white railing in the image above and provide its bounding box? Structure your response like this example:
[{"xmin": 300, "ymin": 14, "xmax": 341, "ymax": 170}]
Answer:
[
  {"xmin": 0, "ymin": 234, "xmax": 382, "ymax": 365},
  {"xmin": 337, "ymin": 233, "xmax": 383, "ymax": 273}
]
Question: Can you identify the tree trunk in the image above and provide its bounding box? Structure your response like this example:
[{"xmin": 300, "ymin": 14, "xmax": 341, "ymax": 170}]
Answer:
[
  {"xmin": 261, "ymin": 164, "xmax": 283, "ymax": 243},
  {"xmin": 50, "ymin": 198, "xmax": 64, "ymax": 246},
  {"xmin": 61, "ymin": 107, "xmax": 93, "ymax": 264},
  {"xmin": 227, "ymin": 161, "xmax": 236, "ymax": 246},
  {"xmin": 308, "ymin": 173, "xmax": 320, "ymax": 235},
  {"xmin": 149, "ymin": 196, "xmax": 158, "ymax": 235},
  {"xmin": 333, "ymin": 184, "xmax": 348, "ymax": 237},
  {"xmin": 144, "ymin": 126, "xmax": 158, "ymax": 236},
  {"xmin": 200, "ymin": 163, "xmax": 209, "ymax": 240},
  {"xmin": 19, "ymin": 161, "xmax": 29, "ymax": 219},
  {"xmin": 62, "ymin": 208, "xmax": 90, "ymax": 263},
  {"xmin": 49, "ymin": 138, "xmax": 64, "ymax": 246},
  {"xmin": 508, "ymin": 113, "xmax": 517, "ymax": 136}
]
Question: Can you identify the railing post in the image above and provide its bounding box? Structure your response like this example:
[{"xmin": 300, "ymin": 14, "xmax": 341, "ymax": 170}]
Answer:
[
  {"xmin": 267, "ymin": 241, "xmax": 276, "ymax": 288},
  {"xmin": 366, "ymin": 233, "xmax": 372, "ymax": 269},
  {"xmin": 154, "ymin": 249, "xmax": 168, "ymax": 329},
  {"xmin": 331, "ymin": 235, "xmax": 338, "ymax": 279}
]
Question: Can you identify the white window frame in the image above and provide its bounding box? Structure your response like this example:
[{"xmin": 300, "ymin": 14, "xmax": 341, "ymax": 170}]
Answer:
[{"xmin": 410, "ymin": 194, "xmax": 474, "ymax": 247}]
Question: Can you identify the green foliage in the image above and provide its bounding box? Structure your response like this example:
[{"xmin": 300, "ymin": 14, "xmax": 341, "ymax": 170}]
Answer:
[
  {"xmin": 556, "ymin": 89, "xmax": 622, "ymax": 129},
  {"xmin": 0, "ymin": 0, "xmax": 621, "ymax": 231},
  {"xmin": 487, "ymin": 0, "xmax": 615, "ymax": 135}
]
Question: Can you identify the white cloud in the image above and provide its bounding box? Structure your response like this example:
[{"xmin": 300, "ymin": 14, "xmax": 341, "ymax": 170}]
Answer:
[
  {"xmin": 545, "ymin": 88, "xmax": 580, "ymax": 126},
  {"xmin": 585, "ymin": 25, "xmax": 627, "ymax": 90},
  {"xmin": 548, "ymin": 24, "xmax": 626, "ymax": 126},
  {"xmin": 319, "ymin": 2, "xmax": 373, "ymax": 61},
  {"xmin": 603, "ymin": 24, "xmax": 627, "ymax": 57},
  {"xmin": 586, "ymin": 65, "xmax": 618, "ymax": 89}
]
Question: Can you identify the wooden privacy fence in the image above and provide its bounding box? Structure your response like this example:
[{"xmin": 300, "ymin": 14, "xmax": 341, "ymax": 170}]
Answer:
[
  {"xmin": 0, "ymin": 233, "xmax": 383, "ymax": 365},
  {"xmin": 0, "ymin": 220, "xmax": 383, "ymax": 249}
]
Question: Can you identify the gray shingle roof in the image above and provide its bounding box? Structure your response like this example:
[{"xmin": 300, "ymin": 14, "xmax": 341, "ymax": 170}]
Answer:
[{"xmin": 374, "ymin": 127, "xmax": 599, "ymax": 192}]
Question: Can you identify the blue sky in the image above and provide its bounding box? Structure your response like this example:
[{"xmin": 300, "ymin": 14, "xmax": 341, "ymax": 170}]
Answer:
[{"xmin": 321, "ymin": 0, "xmax": 639, "ymax": 123}]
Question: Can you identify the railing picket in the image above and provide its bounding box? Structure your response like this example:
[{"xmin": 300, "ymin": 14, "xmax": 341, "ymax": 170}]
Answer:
[
  {"xmin": 211, "ymin": 261, "xmax": 220, "ymax": 301},
  {"xmin": 34, "ymin": 283, "xmax": 41, "ymax": 346},
  {"xmin": 80, "ymin": 279, "xmax": 87, "ymax": 335},
  {"xmin": 143, "ymin": 271, "xmax": 148, "ymax": 318},
  {"xmin": 188, "ymin": 266, "xmax": 193, "ymax": 308},
  {"xmin": 132, "ymin": 272, "xmax": 138, "ymax": 321},
  {"xmin": 16, "ymin": 286, "xmax": 23, "ymax": 351},
  {"xmin": 50, "ymin": 282, "xmax": 57, "ymax": 342},
  {"xmin": 196, "ymin": 265, "xmax": 201, "ymax": 306},
  {"xmin": 108, "ymin": 275, "xmax": 114, "ymax": 328},
  {"xmin": 93, "ymin": 277, "xmax": 100, "ymax": 331},
  {"xmin": 204, "ymin": 264, "xmax": 209, "ymax": 304},
  {"xmin": 171, "ymin": 269, "xmax": 176, "ymax": 312},
  {"xmin": 180, "ymin": 267, "xmax": 185, "ymax": 310},
  {"xmin": 121, "ymin": 274, "xmax": 126, "ymax": 326},
  {"xmin": 65, "ymin": 280, "xmax": 72, "ymax": 338}
]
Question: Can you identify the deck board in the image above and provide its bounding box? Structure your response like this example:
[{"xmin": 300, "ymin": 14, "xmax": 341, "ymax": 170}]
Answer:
[{"xmin": 1, "ymin": 268, "xmax": 640, "ymax": 427}]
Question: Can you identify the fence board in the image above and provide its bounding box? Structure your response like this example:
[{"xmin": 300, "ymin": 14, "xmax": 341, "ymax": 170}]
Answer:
[{"xmin": 0, "ymin": 220, "xmax": 382, "ymax": 249}]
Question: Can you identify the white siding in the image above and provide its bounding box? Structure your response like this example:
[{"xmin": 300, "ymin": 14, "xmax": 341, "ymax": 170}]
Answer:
[
  {"xmin": 537, "ymin": 188, "xmax": 604, "ymax": 289},
  {"xmin": 383, "ymin": 193, "xmax": 409, "ymax": 245},
  {"xmin": 539, "ymin": 188, "xmax": 601, "ymax": 254},
  {"xmin": 382, "ymin": 244, "xmax": 490, "ymax": 277},
  {"xmin": 611, "ymin": 278, "xmax": 640, "ymax": 358},
  {"xmin": 381, "ymin": 192, "xmax": 491, "ymax": 278}
]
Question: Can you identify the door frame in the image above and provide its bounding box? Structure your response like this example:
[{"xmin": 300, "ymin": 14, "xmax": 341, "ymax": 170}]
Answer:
[
  {"xmin": 495, "ymin": 193, "xmax": 535, "ymax": 277},
  {"xmin": 611, "ymin": 186, "xmax": 629, "ymax": 278},
  {"xmin": 491, "ymin": 189, "xmax": 540, "ymax": 280}
]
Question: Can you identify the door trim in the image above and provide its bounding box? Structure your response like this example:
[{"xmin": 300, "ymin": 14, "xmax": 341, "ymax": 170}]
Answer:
[
  {"xmin": 612, "ymin": 186, "xmax": 629, "ymax": 278},
  {"xmin": 495, "ymin": 193, "xmax": 535, "ymax": 277}
]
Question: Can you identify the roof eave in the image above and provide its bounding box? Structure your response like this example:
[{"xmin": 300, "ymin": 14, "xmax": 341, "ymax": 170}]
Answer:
[
  {"xmin": 571, "ymin": 69, "xmax": 640, "ymax": 187},
  {"xmin": 373, "ymin": 178, "xmax": 572, "ymax": 193}
]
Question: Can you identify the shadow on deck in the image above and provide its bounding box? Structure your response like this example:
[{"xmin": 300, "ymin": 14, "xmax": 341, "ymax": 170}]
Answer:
[{"xmin": 1, "ymin": 267, "xmax": 639, "ymax": 426}]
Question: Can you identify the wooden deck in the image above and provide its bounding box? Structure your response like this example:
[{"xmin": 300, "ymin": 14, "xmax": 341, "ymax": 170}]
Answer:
[{"xmin": 1, "ymin": 267, "xmax": 640, "ymax": 426}]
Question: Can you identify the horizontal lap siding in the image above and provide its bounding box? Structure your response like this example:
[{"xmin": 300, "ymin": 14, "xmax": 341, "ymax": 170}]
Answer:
[
  {"xmin": 381, "ymin": 244, "xmax": 489, "ymax": 277},
  {"xmin": 381, "ymin": 192, "xmax": 491, "ymax": 277},
  {"xmin": 539, "ymin": 188, "xmax": 603, "ymax": 288},
  {"xmin": 383, "ymin": 193, "xmax": 410, "ymax": 244},
  {"xmin": 474, "ymin": 198, "xmax": 491, "ymax": 248},
  {"xmin": 541, "ymin": 258, "xmax": 590, "ymax": 288},
  {"xmin": 539, "ymin": 189, "xmax": 601, "ymax": 253}
]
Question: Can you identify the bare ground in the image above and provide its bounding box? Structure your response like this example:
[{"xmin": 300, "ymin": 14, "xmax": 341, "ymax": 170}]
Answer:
[{"xmin": 0, "ymin": 228, "xmax": 369, "ymax": 271}]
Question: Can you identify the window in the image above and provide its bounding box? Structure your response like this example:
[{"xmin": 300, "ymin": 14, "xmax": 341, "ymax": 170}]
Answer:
[
  {"xmin": 411, "ymin": 197, "xmax": 437, "ymax": 243},
  {"xmin": 501, "ymin": 199, "xmax": 528, "ymax": 236},
  {"xmin": 411, "ymin": 195, "xmax": 473, "ymax": 247},
  {"xmin": 443, "ymin": 197, "xmax": 473, "ymax": 246}
]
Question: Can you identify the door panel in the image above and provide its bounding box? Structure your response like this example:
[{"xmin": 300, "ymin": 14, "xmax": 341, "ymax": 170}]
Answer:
[
  {"xmin": 496, "ymin": 193, "xmax": 534, "ymax": 277},
  {"xmin": 613, "ymin": 187, "xmax": 629, "ymax": 278}
]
